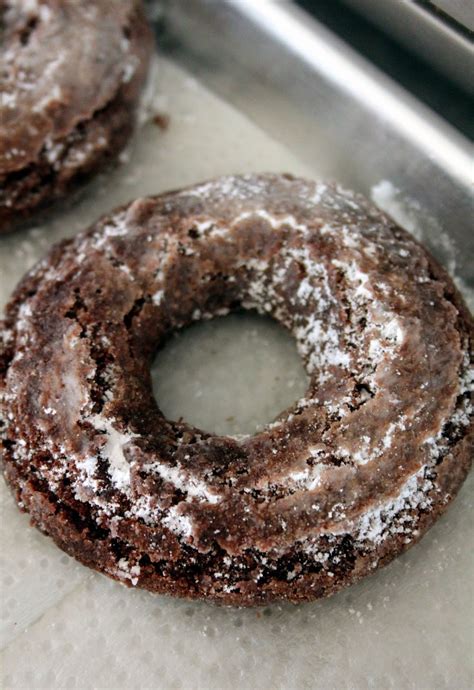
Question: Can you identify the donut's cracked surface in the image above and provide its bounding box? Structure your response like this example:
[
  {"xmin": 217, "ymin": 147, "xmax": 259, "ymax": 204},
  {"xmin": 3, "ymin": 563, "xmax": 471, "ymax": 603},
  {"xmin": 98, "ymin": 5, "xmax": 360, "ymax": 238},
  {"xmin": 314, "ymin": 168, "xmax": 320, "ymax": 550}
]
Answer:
[
  {"xmin": 1, "ymin": 174, "xmax": 472, "ymax": 605},
  {"xmin": 0, "ymin": 0, "xmax": 153, "ymax": 233}
]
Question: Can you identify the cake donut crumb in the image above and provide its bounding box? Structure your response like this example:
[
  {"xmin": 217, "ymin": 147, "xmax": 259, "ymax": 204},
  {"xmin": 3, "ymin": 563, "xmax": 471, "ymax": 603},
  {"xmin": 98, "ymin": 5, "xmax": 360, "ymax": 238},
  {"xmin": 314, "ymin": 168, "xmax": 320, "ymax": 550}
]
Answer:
[
  {"xmin": 0, "ymin": 0, "xmax": 153, "ymax": 233},
  {"xmin": 0, "ymin": 173, "xmax": 472, "ymax": 606}
]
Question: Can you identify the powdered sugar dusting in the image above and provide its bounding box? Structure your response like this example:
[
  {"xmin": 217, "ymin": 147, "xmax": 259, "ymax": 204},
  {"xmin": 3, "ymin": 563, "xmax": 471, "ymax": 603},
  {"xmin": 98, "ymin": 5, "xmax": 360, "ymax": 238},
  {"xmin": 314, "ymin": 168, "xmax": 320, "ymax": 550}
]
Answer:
[
  {"xmin": 162, "ymin": 507, "xmax": 194, "ymax": 539},
  {"xmin": 115, "ymin": 558, "xmax": 141, "ymax": 586},
  {"xmin": 1, "ymin": 169, "xmax": 471, "ymax": 602},
  {"xmin": 90, "ymin": 416, "xmax": 137, "ymax": 492},
  {"xmin": 143, "ymin": 460, "xmax": 222, "ymax": 505}
]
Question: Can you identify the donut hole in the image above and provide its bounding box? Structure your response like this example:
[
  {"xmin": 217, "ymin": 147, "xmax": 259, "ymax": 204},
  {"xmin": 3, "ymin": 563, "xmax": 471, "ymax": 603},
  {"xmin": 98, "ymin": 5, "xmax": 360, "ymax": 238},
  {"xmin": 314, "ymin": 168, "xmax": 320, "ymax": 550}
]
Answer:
[{"xmin": 151, "ymin": 311, "xmax": 309, "ymax": 437}]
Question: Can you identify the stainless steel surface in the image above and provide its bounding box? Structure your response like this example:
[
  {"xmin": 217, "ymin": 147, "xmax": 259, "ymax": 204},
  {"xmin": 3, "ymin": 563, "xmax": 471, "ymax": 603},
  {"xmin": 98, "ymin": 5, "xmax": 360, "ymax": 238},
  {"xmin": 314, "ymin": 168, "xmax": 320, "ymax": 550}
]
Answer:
[
  {"xmin": 341, "ymin": 0, "xmax": 474, "ymax": 92},
  {"xmin": 159, "ymin": 0, "xmax": 473, "ymax": 288},
  {"xmin": 1, "ymin": 4, "xmax": 473, "ymax": 687},
  {"xmin": 432, "ymin": 0, "xmax": 474, "ymax": 31}
]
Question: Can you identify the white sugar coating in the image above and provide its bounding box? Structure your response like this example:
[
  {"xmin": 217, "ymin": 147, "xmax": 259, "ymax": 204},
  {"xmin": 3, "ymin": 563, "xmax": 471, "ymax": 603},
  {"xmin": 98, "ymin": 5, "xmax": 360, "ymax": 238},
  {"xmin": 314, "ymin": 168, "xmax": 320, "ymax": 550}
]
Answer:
[
  {"xmin": 162, "ymin": 506, "xmax": 195, "ymax": 539},
  {"xmin": 349, "ymin": 441, "xmax": 435, "ymax": 546},
  {"xmin": 232, "ymin": 209, "xmax": 310, "ymax": 235},
  {"xmin": 75, "ymin": 455, "xmax": 98, "ymax": 492},
  {"xmin": 331, "ymin": 259, "xmax": 372, "ymax": 299},
  {"xmin": 121, "ymin": 55, "xmax": 139, "ymax": 85},
  {"xmin": 1, "ymin": 92, "xmax": 17, "ymax": 108},
  {"xmin": 0, "ymin": 55, "xmax": 472, "ymax": 689},
  {"xmin": 287, "ymin": 464, "xmax": 325, "ymax": 491},
  {"xmin": 142, "ymin": 460, "xmax": 222, "ymax": 505},
  {"xmin": 381, "ymin": 318, "xmax": 405, "ymax": 344},
  {"xmin": 90, "ymin": 416, "xmax": 137, "ymax": 492},
  {"xmin": 115, "ymin": 558, "xmax": 141, "ymax": 586},
  {"xmin": 5, "ymin": 163, "xmax": 468, "ymax": 540},
  {"xmin": 151, "ymin": 289, "xmax": 164, "ymax": 305}
]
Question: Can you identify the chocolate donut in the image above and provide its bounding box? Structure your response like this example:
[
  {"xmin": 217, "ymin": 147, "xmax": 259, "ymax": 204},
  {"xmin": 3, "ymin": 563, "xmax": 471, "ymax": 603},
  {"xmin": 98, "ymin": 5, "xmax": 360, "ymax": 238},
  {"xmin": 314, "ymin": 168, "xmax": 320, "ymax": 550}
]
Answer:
[
  {"xmin": 0, "ymin": 0, "xmax": 153, "ymax": 233},
  {"xmin": 1, "ymin": 174, "xmax": 472, "ymax": 605}
]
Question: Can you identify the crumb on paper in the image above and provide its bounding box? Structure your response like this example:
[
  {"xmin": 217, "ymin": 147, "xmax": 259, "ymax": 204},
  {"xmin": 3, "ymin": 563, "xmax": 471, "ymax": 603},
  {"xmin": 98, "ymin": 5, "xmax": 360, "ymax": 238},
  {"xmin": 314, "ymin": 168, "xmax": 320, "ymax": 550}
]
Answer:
[{"xmin": 153, "ymin": 112, "xmax": 170, "ymax": 130}]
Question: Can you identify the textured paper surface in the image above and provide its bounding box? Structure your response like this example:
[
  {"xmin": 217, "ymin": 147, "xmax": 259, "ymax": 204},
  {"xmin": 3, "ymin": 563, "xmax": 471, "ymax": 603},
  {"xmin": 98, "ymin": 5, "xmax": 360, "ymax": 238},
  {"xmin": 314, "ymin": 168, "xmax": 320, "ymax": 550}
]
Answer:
[{"xmin": 0, "ymin": 57, "xmax": 472, "ymax": 690}]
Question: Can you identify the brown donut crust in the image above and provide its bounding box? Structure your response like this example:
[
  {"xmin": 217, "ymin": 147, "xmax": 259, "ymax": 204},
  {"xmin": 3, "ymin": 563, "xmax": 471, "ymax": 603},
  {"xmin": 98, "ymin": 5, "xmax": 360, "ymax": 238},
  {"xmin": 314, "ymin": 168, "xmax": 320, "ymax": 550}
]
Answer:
[
  {"xmin": 0, "ymin": 0, "xmax": 153, "ymax": 233},
  {"xmin": 1, "ymin": 174, "xmax": 472, "ymax": 605}
]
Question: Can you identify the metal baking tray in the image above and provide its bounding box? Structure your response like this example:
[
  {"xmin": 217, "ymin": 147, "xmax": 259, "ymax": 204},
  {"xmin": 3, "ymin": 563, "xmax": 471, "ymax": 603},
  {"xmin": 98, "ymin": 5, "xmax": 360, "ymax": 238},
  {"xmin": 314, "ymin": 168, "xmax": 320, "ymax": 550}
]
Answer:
[
  {"xmin": 341, "ymin": 0, "xmax": 474, "ymax": 93},
  {"xmin": 1, "ymin": 2, "xmax": 473, "ymax": 688},
  {"xmin": 156, "ymin": 0, "xmax": 473, "ymax": 292}
]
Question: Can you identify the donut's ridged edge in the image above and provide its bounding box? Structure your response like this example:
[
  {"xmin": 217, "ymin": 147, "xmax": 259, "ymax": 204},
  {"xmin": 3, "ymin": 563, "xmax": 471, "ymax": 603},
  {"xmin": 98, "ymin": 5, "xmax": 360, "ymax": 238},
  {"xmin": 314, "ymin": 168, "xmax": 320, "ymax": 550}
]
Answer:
[
  {"xmin": 0, "ymin": 1, "xmax": 154, "ymax": 234},
  {"xmin": 0, "ymin": 180, "xmax": 473, "ymax": 606},
  {"xmin": 0, "ymin": 431, "xmax": 471, "ymax": 606}
]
